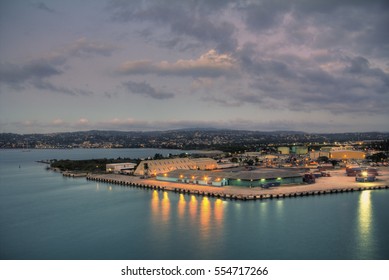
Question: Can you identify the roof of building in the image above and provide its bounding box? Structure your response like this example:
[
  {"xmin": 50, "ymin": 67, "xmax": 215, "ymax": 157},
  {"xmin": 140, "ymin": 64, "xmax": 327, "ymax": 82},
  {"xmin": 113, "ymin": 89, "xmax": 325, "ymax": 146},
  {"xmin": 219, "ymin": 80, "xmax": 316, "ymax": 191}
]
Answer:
[{"xmin": 134, "ymin": 157, "xmax": 217, "ymax": 175}]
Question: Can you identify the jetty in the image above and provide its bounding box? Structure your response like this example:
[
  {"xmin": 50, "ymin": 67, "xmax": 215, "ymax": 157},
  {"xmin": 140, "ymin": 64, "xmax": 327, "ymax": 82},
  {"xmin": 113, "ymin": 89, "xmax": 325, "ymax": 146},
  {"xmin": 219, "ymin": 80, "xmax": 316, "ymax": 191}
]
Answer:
[{"xmin": 63, "ymin": 172, "xmax": 88, "ymax": 178}]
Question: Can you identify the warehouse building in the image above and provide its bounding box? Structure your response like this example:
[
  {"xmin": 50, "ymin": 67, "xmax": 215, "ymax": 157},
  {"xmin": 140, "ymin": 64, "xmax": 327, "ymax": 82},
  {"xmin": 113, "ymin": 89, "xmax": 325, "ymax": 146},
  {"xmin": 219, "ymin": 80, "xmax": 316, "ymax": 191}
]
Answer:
[
  {"xmin": 277, "ymin": 147, "xmax": 290, "ymax": 155},
  {"xmin": 106, "ymin": 163, "xmax": 137, "ymax": 174},
  {"xmin": 156, "ymin": 168, "xmax": 303, "ymax": 187},
  {"xmin": 134, "ymin": 158, "xmax": 218, "ymax": 176},
  {"xmin": 329, "ymin": 150, "xmax": 365, "ymax": 160},
  {"xmin": 309, "ymin": 151, "xmax": 330, "ymax": 160}
]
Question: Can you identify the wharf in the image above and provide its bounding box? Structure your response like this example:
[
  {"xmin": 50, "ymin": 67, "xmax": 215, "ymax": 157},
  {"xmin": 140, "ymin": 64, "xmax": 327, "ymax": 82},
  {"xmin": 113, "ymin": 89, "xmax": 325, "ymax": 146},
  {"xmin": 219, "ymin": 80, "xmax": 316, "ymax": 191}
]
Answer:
[{"xmin": 86, "ymin": 168, "xmax": 389, "ymax": 201}]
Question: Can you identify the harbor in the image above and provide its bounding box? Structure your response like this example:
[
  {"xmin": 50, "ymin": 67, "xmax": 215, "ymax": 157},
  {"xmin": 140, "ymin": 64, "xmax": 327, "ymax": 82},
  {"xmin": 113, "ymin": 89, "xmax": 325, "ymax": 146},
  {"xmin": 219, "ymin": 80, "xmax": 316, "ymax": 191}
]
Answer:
[{"xmin": 2, "ymin": 148, "xmax": 389, "ymax": 261}]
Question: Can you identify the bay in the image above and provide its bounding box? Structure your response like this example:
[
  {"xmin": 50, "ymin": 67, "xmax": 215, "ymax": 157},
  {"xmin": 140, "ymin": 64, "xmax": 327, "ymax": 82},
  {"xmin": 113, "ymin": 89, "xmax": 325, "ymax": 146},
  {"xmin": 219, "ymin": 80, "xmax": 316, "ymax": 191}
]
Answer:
[{"xmin": 0, "ymin": 149, "xmax": 388, "ymax": 260}]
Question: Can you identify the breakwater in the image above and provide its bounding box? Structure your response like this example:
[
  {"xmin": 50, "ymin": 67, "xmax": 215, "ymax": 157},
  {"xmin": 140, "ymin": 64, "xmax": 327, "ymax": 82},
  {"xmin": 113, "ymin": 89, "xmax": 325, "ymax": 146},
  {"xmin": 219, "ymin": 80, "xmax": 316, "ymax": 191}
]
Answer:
[{"xmin": 86, "ymin": 174, "xmax": 389, "ymax": 201}]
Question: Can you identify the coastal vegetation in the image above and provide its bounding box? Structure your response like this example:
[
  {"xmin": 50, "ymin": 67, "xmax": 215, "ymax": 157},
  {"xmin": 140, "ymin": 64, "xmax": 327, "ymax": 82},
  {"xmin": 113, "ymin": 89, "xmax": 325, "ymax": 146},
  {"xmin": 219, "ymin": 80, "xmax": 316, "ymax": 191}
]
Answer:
[{"xmin": 50, "ymin": 158, "xmax": 136, "ymax": 172}]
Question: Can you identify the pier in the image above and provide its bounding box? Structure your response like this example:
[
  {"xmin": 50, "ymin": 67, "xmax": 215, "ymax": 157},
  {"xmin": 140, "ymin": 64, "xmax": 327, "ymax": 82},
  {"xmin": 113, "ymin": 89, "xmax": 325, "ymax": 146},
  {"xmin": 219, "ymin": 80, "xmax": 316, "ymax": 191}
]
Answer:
[{"xmin": 85, "ymin": 169, "xmax": 389, "ymax": 201}]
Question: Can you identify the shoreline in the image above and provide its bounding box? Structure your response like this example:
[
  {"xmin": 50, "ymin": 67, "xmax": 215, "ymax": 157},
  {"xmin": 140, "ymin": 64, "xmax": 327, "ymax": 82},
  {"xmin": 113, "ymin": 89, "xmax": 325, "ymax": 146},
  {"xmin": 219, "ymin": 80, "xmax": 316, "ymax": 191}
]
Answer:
[{"xmin": 84, "ymin": 168, "xmax": 389, "ymax": 200}]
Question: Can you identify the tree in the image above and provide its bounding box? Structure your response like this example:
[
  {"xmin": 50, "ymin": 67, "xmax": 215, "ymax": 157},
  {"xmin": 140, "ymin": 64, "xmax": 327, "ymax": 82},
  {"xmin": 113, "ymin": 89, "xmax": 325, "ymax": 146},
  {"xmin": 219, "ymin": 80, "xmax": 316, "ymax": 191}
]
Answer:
[
  {"xmin": 231, "ymin": 157, "xmax": 239, "ymax": 163},
  {"xmin": 318, "ymin": 156, "xmax": 329, "ymax": 163},
  {"xmin": 366, "ymin": 152, "xmax": 387, "ymax": 162},
  {"xmin": 153, "ymin": 153, "xmax": 164, "ymax": 160}
]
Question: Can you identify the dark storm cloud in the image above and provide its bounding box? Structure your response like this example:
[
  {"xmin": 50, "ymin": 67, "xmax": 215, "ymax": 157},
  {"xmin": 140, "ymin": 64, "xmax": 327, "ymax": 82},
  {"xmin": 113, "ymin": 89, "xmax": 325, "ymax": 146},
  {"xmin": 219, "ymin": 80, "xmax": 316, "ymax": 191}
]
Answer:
[{"xmin": 123, "ymin": 80, "xmax": 174, "ymax": 100}]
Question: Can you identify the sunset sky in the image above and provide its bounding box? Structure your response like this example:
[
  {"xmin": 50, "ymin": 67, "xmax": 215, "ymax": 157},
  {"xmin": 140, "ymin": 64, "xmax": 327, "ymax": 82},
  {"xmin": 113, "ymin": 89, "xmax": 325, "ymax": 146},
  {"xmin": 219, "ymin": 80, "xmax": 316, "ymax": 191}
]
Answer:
[{"xmin": 1, "ymin": 0, "xmax": 388, "ymax": 134}]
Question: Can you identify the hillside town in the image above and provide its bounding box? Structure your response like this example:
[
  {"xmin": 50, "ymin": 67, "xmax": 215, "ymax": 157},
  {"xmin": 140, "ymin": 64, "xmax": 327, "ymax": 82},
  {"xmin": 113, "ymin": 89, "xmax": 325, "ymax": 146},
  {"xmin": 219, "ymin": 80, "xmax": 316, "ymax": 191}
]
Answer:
[{"xmin": 1, "ymin": 129, "xmax": 388, "ymax": 151}]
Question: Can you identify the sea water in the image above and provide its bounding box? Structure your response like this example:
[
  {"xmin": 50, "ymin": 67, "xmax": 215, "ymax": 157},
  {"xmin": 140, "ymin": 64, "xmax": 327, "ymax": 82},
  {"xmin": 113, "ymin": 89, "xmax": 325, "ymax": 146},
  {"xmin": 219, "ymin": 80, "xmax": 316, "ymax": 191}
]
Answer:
[{"xmin": 1, "ymin": 149, "xmax": 388, "ymax": 260}]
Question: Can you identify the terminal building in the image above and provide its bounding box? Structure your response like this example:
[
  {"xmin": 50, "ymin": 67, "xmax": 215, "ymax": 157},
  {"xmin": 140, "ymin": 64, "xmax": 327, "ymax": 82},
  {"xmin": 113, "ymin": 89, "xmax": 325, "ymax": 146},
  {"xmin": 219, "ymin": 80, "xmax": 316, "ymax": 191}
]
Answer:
[
  {"xmin": 134, "ymin": 158, "xmax": 218, "ymax": 176},
  {"xmin": 156, "ymin": 168, "xmax": 303, "ymax": 188}
]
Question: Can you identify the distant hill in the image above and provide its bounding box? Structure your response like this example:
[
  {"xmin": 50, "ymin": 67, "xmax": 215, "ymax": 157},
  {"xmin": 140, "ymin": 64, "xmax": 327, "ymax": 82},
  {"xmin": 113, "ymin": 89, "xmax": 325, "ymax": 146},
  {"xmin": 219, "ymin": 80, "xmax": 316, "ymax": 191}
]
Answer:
[{"xmin": 1, "ymin": 129, "xmax": 388, "ymax": 150}]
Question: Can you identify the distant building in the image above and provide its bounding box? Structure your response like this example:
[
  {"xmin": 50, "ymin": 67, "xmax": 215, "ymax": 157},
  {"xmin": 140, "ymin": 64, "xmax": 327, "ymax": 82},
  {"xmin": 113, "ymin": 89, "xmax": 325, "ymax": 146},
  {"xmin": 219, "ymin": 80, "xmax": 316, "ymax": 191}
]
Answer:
[
  {"xmin": 134, "ymin": 158, "xmax": 218, "ymax": 176},
  {"xmin": 309, "ymin": 151, "xmax": 330, "ymax": 160},
  {"xmin": 277, "ymin": 147, "xmax": 290, "ymax": 155},
  {"xmin": 106, "ymin": 163, "xmax": 137, "ymax": 174},
  {"xmin": 291, "ymin": 146, "xmax": 308, "ymax": 155},
  {"xmin": 329, "ymin": 150, "xmax": 365, "ymax": 160}
]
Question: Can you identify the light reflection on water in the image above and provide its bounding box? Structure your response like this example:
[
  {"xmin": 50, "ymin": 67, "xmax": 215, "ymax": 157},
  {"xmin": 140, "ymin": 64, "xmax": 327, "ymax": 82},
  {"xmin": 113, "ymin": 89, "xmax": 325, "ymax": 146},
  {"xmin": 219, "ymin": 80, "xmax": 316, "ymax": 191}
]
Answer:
[
  {"xmin": 200, "ymin": 197, "xmax": 211, "ymax": 239},
  {"xmin": 178, "ymin": 193, "xmax": 186, "ymax": 218},
  {"xmin": 357, "ymin": 190, "xmax": 374, "ymax": 258},
  {"xmin": 275, "ymin": 199, "xmax": 284, "ymax": 218},
  {"xmin": 150, "ymin": 191, "xmax": 225, "ymax": 242},
  {"xmin": 189, "ymin": 195, "xmax": 198, "ymax": 222},
  {"xmin": 161, "ymin": 191, "xmax": 170, "ymax": 224}
]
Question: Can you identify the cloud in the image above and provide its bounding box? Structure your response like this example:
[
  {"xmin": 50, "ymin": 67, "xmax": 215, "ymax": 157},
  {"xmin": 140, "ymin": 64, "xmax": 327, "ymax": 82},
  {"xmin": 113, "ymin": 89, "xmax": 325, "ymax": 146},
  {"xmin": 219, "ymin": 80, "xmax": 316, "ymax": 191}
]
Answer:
[
  {"xmin": 31, "ymin": 80, "xmax": 93, "ymax": 96},
  {"xmin": 65, "ymin": 37, "xmax": 118, "ymax": 57},
  {"xmin": 108, "ymin": 0, "xmax": 238, "ymax": 52},
  {"xmin": 118, "ymin": 49, "xmax": 237, "ymax": 78},
  {"xmin": 77, "ymin": 118, "xmax": 89, "ymax": 125},
  {"xmin": 0, "ymin": 60, "xmax": 62, "ymax": 89},
  {"xmin": 108, "ymin": 0, "xmax": 389, "ymax": 117},
  {"xmin": 0, "ymin": 38, "xmax": 117, "ymax": 95},
  {"xmin": 234, "ymin": 53, "xmax": 389, "ymax": 115},
  {"xmin": 123, "ymin": 81, "xmax": 174, "ymax": 100},
  {"xmin": 52, "ymin": 118, "xmax": 65, "ymax": 125},
  {"xmin": 32, "ymin": 2, "xmax": 56, "ymax": 13}
]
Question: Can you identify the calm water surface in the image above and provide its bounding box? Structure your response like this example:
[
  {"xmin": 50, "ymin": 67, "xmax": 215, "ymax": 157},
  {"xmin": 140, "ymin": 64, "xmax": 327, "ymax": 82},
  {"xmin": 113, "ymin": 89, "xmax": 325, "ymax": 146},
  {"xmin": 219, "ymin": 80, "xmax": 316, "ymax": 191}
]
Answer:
[{"xmin": 1, "ymin": 149, "xmax": 388, "ymax": 260}]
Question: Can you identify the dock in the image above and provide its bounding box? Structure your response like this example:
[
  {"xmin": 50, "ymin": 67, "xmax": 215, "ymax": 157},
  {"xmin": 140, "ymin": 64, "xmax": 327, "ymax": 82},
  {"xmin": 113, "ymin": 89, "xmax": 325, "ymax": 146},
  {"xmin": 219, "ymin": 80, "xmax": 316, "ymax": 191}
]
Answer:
[{"xmin": 85, "ymin": 169, "xmax": 389, "ymax": 201}]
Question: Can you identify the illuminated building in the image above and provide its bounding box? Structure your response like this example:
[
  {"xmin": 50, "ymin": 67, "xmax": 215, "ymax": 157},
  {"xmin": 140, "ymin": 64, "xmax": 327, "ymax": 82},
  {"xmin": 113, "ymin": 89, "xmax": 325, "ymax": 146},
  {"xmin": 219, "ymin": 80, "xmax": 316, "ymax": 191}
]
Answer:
[
  {"xmin": 156, "ymin": 168, "xmax": 303, "ymax": 187},
  {"xmin": 134, "ymin": 158, "xmax": 218, "ymax": 176}
]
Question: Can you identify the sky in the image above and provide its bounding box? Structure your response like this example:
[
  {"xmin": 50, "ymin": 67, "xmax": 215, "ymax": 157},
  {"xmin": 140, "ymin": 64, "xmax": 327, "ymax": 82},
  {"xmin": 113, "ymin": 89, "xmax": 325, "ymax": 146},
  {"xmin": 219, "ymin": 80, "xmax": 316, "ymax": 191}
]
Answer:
[{"xmin": 0, "ymin": 0, "xmax": 388, "ymax": 134}]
